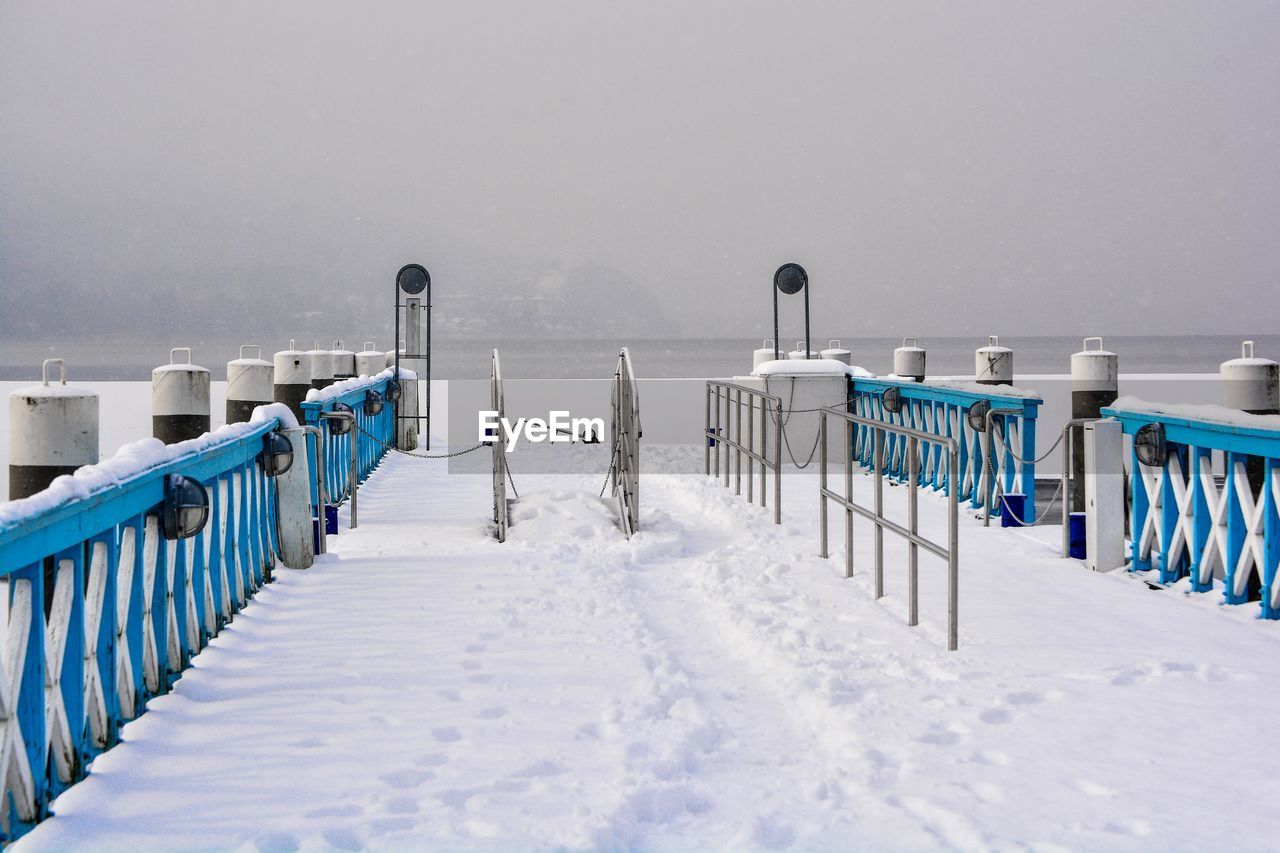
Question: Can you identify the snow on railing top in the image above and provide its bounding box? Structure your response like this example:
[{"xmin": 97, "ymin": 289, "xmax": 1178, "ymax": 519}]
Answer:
[
  {"xmin": 1105, "ymin": 396, "xmax": 1280, "ymax": 433},
  {"xmin": 304, "ymin": 367, "xmax": 416, "ymax": 404},
  {"xmin": 0, "ymin": 402, "xmax": 295, "ymax": 532},
  {"xmin": 754, "ymin": 358, "xmax": 873, "ymax": 378}
]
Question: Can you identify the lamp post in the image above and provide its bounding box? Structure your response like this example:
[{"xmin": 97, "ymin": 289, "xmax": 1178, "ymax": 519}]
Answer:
[
  {"xmin": 394, "ymin": 264, "xmax": 431, "ymax": 448},
  {"xmin": 772, "ymin": 263, "xmax": 810, "ymax": 361}
]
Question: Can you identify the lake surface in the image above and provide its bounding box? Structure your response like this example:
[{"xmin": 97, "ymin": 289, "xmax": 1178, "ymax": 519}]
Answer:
[{"xmin": 2, "ymin": 335, "xmax": 1276, "ymax": 381}]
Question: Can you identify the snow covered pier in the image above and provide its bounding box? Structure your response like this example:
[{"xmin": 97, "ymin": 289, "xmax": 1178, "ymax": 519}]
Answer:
[{"xmin": 2, "ymin": 366, "xmax": 1280, "ymax": 848}]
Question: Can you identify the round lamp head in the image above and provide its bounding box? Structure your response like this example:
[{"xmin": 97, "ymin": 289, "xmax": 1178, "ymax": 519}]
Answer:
[
  {"xmin": 967, "ymin": 400, "xmax": 991, "ymax": 432},
  {"xmin": 1134, "ymin": 422, "xmax": 1168, "ymax": 468},
  {"xmin": 364, "ymin": 389, "xmax": 384, "ymax": 416},
  {"xmin": 162, "ymin": 474, "xmax": 209, "ymax": 540},
  {"xmin": 774, "ymin": 262, "xmax": 808, "ymax": 295},
  {"xmin": 327, "ymin": 402, "xmax": 354, "ymax": 435},
  {"xmin": 397, "ymin": 263, "xmax": 430, "ymax": 295},
  {"xmin": 258, "ymin": 430, "xmax": 294, "ymax": 477},
  {"xmin": 882, "ymin": 386, "xmax": 903, "ymax": 415},
  {"xmin": 383, "ymin": 379, "xmax": 403, "ymax": 404}
]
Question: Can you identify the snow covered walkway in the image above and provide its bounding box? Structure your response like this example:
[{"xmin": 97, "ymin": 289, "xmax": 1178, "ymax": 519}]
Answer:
[{"xmin": 17, "ymin": 449, "xmax": 1280, "ymax": 849}]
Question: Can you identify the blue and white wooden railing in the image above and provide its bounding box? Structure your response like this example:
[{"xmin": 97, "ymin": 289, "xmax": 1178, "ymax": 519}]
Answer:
[
  {"xmin": 0, "ymin": 415, "xmax": 288, "ymax": 841},
  {"xmin": 1103, "ymin": 400, "xmax": 1280, "ymax": 618},
  {"xmin": 848, "ymin": 378, "xmax": 1042, "ymax": 519},
  {"xmin": 299, "ymin": 370, "xmax": 399, "ymax": 507}
]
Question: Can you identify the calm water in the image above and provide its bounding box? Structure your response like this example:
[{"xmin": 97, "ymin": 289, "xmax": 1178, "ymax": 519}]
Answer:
[{"xmin": 1, "ymin": 335, "xmax": 1276, "ymax": 381}]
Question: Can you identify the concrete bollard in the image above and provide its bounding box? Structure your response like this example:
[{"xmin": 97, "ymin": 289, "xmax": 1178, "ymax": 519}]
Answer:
[
  {"xmin": 226, "ymin": 345, "xmax": 273, "ymax": 425},
  {"xmin": 274, "ymin": 427, "xmax": 315, "ymax": 569},
  {"xmin": 893, "ymin": 338, "xmax": 926, "ymax": 382},
  {"xmin": 752, "ymin": 339, "xmax": 777, "ymax": 370},
  {"xmin": 975, "ymin": 336, "xmax": 1013, "ymax": 386},
  {"xmin": 273, "ymin": 340, "xmax": 312, "ymax": 420},
  {"xmin": 1222, "ymin": 341, "xmax": 1279, "ymax": 505},
  {"xmin": 307, "ymin": 342, "xmax": 335, "ymax": 391},
  {"xmin": 355, "ymin": 342, "xmax": 384, "ymax": 378},
  {"xmin": 385, "ymin": 340, "xmax": 405, "ymax": 369},
  {"xmin": 331, "ymin": 341, "xmax": 356, "ymax": 379},
  {"xmin": 8, "ymin": 359, "xmax": 99, "ymax": 500},
  {"xmin": 787, "ymin": 341, "xmax": 820, "ymax": 360},
  {"xmin": 820, "ymin": 340, "xmax": 852, "ymax": 365},
  {"xmin": 153, "ymin": 347, "xmax": 211, "ymax": 444},
  {"xmin": 1070, "ymin": 337, "xmax": 1119, "ymax": 508},
  {"xmin": 1221, "ymin": 340, "xmax": 1279, "ymax": 415}
]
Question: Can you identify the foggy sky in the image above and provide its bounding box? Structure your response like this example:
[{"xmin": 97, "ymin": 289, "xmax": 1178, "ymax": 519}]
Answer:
[{"xmin": 2, "ymin": 1, "xmax": 1278, "ymax": 341}]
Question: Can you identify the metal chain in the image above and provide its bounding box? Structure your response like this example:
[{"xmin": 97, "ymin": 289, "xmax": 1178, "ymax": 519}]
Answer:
[
  {"xmin": 503, "ymin": 457, "xmax": 520, "ymax": 499},
  {"xmin": 352, "ymin": 420, "xmax": 486, "ymax": 459},
  {"xmin": 994, "ymin": 421, "xmax": 1067, "ymax": 465}
]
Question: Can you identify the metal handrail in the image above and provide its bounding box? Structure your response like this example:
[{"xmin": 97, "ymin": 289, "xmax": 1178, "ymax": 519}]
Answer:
[
  {"xmin": 300, "ymin": 425, "xmax": 329, "ymax": 554},
  {"xmin": 982, "ymin": 407, "xmax": 1024, "ymax": 527},
  {"xmin": 818, "ymin": 406, "xmax": 961, "ymax": 651},
  {"xmin": 319, "ymin": 411, "xmax": 358, "ymax": 529},
  {"xmin": 705, "ymin": 380, "xmax": 783, "ymax": 524}
]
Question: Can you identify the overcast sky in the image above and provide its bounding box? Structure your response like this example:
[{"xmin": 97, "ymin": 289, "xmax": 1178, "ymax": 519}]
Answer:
[{"xmin": 2, "ymin": 1, "xmax": 1277, "ymax": 340}]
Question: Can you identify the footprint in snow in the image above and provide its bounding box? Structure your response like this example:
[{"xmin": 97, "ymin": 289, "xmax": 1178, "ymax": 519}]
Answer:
[
  {"xmin": 432, "ymin": 726, "xmax": 463, "ymax": 743},
  {"xmin": 381, "ymin": 768, "xmax": 434, "ymax": 789},
  {"xmin": 464, "ymin": 643, "xmax": 487, "ymax": 654},
  {"xmin": 415, "ymin": 752, "xmax": 449, "ymax": 768},
  {"xmin": 477, "ymin": 706, "xmax": 507, "ymax": 719},
  {"xmin": 320, "ymin": 827, "xmax": 362, "ymax": 850},
  {"xmin": 979, "ymin": 707, "xmax": 1014, "ymax": 725}
]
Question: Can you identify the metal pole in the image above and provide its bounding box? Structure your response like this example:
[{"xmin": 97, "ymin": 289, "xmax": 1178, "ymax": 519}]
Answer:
[
  {"xmin": 713, "ymin": 386, "xmax": 721, "ymax": 480},
  {"xmin": 723, "ymin": 389, "xmax": 731, "ymax": 487},
  {"xmin": 804, "ymin": 282, "xmax": 811, "ymax": 360},
  {"xmin": 746, "ymin": 394, "xmax": 754, "ymax": 504},
  {"xmin": 319, "ymin": 411, "xmax": 358, "ymax": 529},
  {"xmin": 424, "ymin": 276, "xmax": 432, "ymax": 449},
  {"xmin": 948, "ymin": 444, "xmax": 959, "ymax": 652},
  {"xmin": 760, "ymin": 395, "xmax": 768, "ymax": 510},
  {"xmin": 773, "ymin": 400, "xmax": 782, "ymax": 525},
  {"xmin": 1062, "ymin": 424, "xmax": 1072, "ymax": 557},
  {"xmin": 734, "ymin": 388, "xmax": 742, "ymax": 496},
  {"xmin": 819, "ymin": 411, "xmax": 828, "ymax": 559},
  {"xmin": 704, "ymin": 385, "xmax": 711, "ymax": 476},
  {"xmin": 773, "ymin": 289, "xmax": 780, "ymax": 361},
  {"xmin": 908, "ymin": 435, "xmax": 919, "ymax": 627},
  {"xmin": 874, "ymin": 426, "xmax": 884, "ymax": 599},
  {"xmin": 844, "ymin": 418, "xmax": 853, "ymax": 579},
  {"xmin": 983, "ymin": 417, "xmax": 993, "ymax": 527}
]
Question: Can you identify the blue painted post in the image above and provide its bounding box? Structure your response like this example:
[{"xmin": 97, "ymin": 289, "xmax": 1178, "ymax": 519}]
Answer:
[
  {"xmin": 125, "ymin": 518, "xmax": 145, "ymax": 717},
  {"xmin": 15, "ymin": 563, "xmax": 48, "ymax": 830},
  {"xmin": 1159, "ymin": 451, "xmax": 1180, "ymax": 584},
  {"xmin": 1263, "ymin": 457, "xmax": 1279, "ymax": 619},
  {"xmin": 50, "ymin": 545, "xmax": 86, "ymax": 798},
  {"xmin": 207, "ymin": 478, "xmax": 225, "ymax": 630},
  {"xmin": 1189, "ymin": 446, "xmax": 1214, "ymax": 592},
  {"xmin": 1224, "ymin": 452, "xmax": 1247, "ymax": 605},
  {"xmin": 92, "ymin": 531, "xmax": 121, "ymax": 750},
  {"xmin": 150, "ymin": 535, "xmax": 171, "ymax": 694},
  {"xmin": 1021, "ymin": 412, "xmax": 1037, "ymax": 521},
  {"xmin": 1131, "ymin": 445, "xmax": 1151, "ymax": 571}
]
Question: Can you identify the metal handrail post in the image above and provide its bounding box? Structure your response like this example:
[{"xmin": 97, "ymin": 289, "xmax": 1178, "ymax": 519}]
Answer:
[
  {"xmin": 907, "ymin": 435, "xmax": 919, "ymax": 626},
  {"xmin": 746, "ymin": 394, "xmax": 754, "ymax": 504},
  {"xmin": 1062, "ymin": 423, "xmax": 1072, "ymax": 556},
  {"xmin": 844, "ymin": 417, "xmax": 853, "ymax": 579},
  {"xmin": 723, "ymin": 388, "xmax": 732, "ymax": 487},
  {"xmin": 713, "ymin": 385, "xmax": 721, "ymax": 480},
  {"xmin": 874, "ymin": 426, "xmax": 884, "ymax": 599},
  {"xmin": 819, "ymin": 411, "xmax": 828, "ymax": 558},
  {"xmin": 320, "ymin": 411, "xmax": 357, "ymax": 529},
  {"xmin": 948, "ymin": 443, "xmax": 960, "ymax": 651},
  {"xmin": 734, "ymin": 388, "xmax": 742, "ymax": 496},
  {"xmin": 773, "ymin": 399, "xmax": 782, "ymax": 524},
  {"xmin": 760, "ymin": 395, "xmax": 768, "ymax": 509},
  {"xmin": 300, "ymin": 426, "xmax": 328, "ymax": 555},
  {"xmin": 704, "ymin": 384, "xmax": 711, "ymax": 476},
  {"xmin": 983, "ymin": 408, "xmax": 1023, "ymax": 527}
]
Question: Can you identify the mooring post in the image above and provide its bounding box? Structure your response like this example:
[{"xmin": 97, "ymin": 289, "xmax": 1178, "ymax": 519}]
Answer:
[
  {"xmin": 894, "ymin": 338, "xmax": 926, "ymax": 382},
  {"xmin": 153, "ymin": 347, "xmax": 210, "ymax": 445},
  {"xmin": 975, "ymin": 336, "xmax": 1013, "ymax": 386},
  {"xmin": 274, "ymin": 341, "xmax": 312, "ymax": 421},
  {"xmin": 1070, "ymin": 337, "xmax": 1118, "ymax": 508},
  {"xmin": 226, "ymin": 345, "xmax": 272, "ymax": 425},
  {"xmin": 7, "ymin": 359, "xmax": 99, "ymax": 500}
]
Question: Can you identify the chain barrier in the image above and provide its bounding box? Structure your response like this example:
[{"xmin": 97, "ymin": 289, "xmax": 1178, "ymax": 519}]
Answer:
[{"xmin": 352, "ymin": 420, "xmax": 486, "ymax": 459}]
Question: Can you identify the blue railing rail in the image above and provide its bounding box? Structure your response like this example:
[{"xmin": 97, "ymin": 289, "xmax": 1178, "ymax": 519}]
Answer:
[
  {"xmin": 848, "ymin": 378, "xmax": 1042, "ymax": 519},
  {"xmin": 1103, "ymin": 400, "xmax": 1280, "ymax": 618},
  {"xmin": 0, "ymin": 416, "xmax": 287, "ymax": 841},
  {"xmin": 299, "ymin": 370, "xmax": 399, "ymax": 507}
]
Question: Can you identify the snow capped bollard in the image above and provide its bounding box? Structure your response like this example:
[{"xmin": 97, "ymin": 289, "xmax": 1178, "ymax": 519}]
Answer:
[
  {"xmin": 386, "ymin": 340, "xmax": 405, "ymax": 369},
  {"xmin": 894, "ymin": 338, "xmax": 926, "ymax": 382},
  {"xmin": 153, "ymin": 347, "xmax": 211, "ymax": 445},
  {"xmin": 975, "ymin": 336, "xmax": 1013, "ymax": 386},
  {"xmin": 820, "ymin": 339, "xmax": 852, "ymax": 365},
  {"xmin": 752, "ymin": 339, "xmax": 777, "ymax": 370},
  {"xmin": 1221, "ymin": 341, "xmax": 1279, "ymax": 415},
  {"xmin": 274, "ymin": 340, "xmax": 313, "ymax": 420},
  {"xmin": 8, "ymin": 359, "xmax": 99, "ymax": 500},
  {"xmin": 306, "ymin": 341, "xmax": 335, "ymax": 391},
  {"xmin": 1070, "ymin": 337, "xmax": 1119, "ymax": 509},
  {"xmin": 225, "ymin": 344, "xmax": 273, "ymax": 425},
  {"xmin": 274, "ymin": 426, "xmax": 316, "ymax": 570},
  {"xmin": 355, "ymin": 341, "xmax": 384, "ymax": 378},
  {"xmin": 331, "ymin": 340, "xmax": 356, "ymax": 379}
]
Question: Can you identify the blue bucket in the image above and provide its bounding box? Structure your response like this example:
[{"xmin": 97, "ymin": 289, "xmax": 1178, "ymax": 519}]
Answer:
[
  {"xmin": 999, "ymin": 493, "xmax": 1027, "ymax": 528},
  {"xmin": 324, "ymin": 504, "xmax": 339, "ymax": 534},
  {"xmin": 1068, "ymin": 512, "xmax": 1087, "ymax": 559}
]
